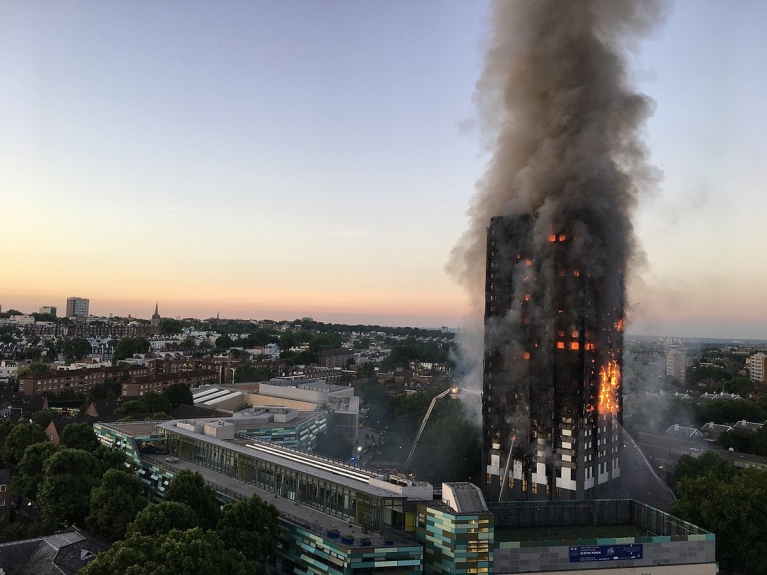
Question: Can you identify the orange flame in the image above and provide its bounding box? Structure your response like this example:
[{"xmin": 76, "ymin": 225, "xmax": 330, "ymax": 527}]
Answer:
[{"xmin": 598, "ymin": 360, "xmax": 620, "ymax": 414}]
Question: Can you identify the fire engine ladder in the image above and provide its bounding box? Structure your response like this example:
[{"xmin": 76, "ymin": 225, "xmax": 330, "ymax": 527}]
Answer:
[{"xmin": 404, "ymin": 388, "xmax": 453, "ymax": 471}]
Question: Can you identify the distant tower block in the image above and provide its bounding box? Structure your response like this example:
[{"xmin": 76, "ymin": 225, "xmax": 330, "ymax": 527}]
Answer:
[
  {"xmin": 666, "ymin": 348, "xmax": 686, "ymax": 384},
  {"xmin": 482, "ymin": 215, "xmax": 624, "ymax": 502},
  {"xmin": 66, "ymin": 297, "xmax": 89, "ymax": 318}
]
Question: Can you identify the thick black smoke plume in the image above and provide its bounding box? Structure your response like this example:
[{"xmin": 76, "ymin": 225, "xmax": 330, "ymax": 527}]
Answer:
[
  {"xmin": 447, "ymin": 1, "xmax": 668, "ymax": 501},
  {"xmin": 448, "ymin": 0, "xmax": 664, "ymax": 309}
]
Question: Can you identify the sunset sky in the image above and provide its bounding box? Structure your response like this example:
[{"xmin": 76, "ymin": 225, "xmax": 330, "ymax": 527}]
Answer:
[{"xmin": 2, "ymin": 1, "xmax": 767, "ymax": 338}]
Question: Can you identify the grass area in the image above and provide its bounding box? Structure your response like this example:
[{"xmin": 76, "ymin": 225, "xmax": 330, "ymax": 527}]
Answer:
[{"xmin": 494, "ymin": 524, "xmax": 649, "ymax": 543}]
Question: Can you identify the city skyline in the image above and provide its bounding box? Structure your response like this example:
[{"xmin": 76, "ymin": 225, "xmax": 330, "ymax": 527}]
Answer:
[{"xmin": 3, "ymin": 2, "xmax": 767, "ymax": 338}]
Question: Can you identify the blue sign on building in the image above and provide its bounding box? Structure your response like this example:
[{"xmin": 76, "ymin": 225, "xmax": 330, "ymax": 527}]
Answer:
[{"xmin": 569, "ymin": 544, "xmax": 643, "ymax": 563}]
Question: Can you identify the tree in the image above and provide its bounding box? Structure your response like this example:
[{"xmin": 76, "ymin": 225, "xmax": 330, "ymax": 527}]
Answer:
[
  {"xmin": 233, "ymin": 365, "xmax": 274, "ymax": 383},
  {"xmin": 126, "ymin": 501, "xmax": 198, "ymax": 538},
  {"xmin": 160, "ymin": 318, "xmax": 184, "ymax": 335},
  {"xmin": 60, "ymin": 422, "xmax": 101, "ymax": 452},
  {"xmin": 0, "ymin": 516, "xmax": 59, "ymax": 544},
  {"xmin": 410, "ymin": 417, "xmax": 481, "ymax": 483},
  {"xmin": 79, "ymin": 528, "xmax": 256, "ymax": 575},
  {"xmin": 362, "ymin": 362, "xmax": 376, "ymax": 380},
  {"xmin": 163, "ymin": 383, "xmax": 193, "ymax": 409},
  {"xmin": 94, "ymin": 445, "xmax": 127, "ymax": 475},
  {"xmin": 114, "ymin": 400, "xmax": 147, "ymax": 417},
  {"xmin": 38, "ymin": 448, "xmax": 102, "ymax": 525},
  {"xmin": 25, "ymin": 347, "xmax": 42, "ymax": 361},
  {"xmin": 667, "ymin": 452, "xmax": 735, "ymax": 494},
  {"xmin": 58, "ymin": 337, "xmax": 92, "ymax": 362},
  {"xmin": 354, "ymin": 337, "xmax": 371, "ymax": 350},
  {"xmin": 1, "ymin": 423, "xmax": 49, "ymax": 472},
  {"xmin": 12, "ymin": 441, "xmax": 58, "ymax": 500},
  {"xmin": 31, "ymin": 408, "xmax": 62, "ymax": 428},
  {"xmin": 86, "ymin": 469, "xmax": 148, "ymax": 541},
  {"xmin": 0, "ymin": 419, "xmax": 15, "ymax": 448},
  {"xmin": 392, "ymin": 390, "xmax": 441, "ymax": 438},
  {"xmin": 27, "ymin": 362, "xmax": 52, "ymax": 374},
  {"xmin": 113, "ymin": 337, "xmax": 150, "ymax": 362},
  {"xmin": 139, "ymin": 392, "xmax": 172, "ymax": 414},
  {"xmin": 360, "ymin": 381, "xmax": 394, "ymax": 429},
  {"xmin": 164, "ymin": 470, "xmax": 222, "ymax": 531},
  {"xmin": 720, "ymin": 425, "xmax": 767, "ymax": 457},
  {"xmin": 216, "ymin": 494, "xmax": 280, "ymax": 564},
  {"xmin": 671, "ymin": 469, "xmax": 767, "ymax": 574}
]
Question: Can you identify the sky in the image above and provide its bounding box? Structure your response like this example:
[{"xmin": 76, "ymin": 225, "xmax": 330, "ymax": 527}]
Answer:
[{"xmin": 1, "ymin": 1, "xmax": 767, "ymax": 338}]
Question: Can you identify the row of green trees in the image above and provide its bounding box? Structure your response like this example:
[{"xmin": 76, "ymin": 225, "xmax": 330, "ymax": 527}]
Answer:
[
  {"xmin": 0, "ymin": 416, "xmax": 280, "ymax": 574},
  {"xmin": 0, "ymin": 419, "xmax": 129, "ymax": 541},
  {"xmin": 111, "ymin": 383, "xmax": 194, "ymax": 419},
  {"xmin": 719, "ymin": 424, "xmax": 767, "ymax": 457},
  {"xmin": 82, "ymin": 470, "xmax": 280, "ymax": 575},
  {"xmin": 668, "ymin": 452, "xmax": 767, "ymax": 575},
  {"xmin": 378, "ymin": 337, "xmax": 454, "ymax": 371}
]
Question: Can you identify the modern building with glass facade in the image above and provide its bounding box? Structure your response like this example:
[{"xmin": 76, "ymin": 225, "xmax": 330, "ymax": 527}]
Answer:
[
  {"xmin": 92, "ymin": 419, "xmax": 714, "ymax": 575},
  {"xmin": 417, "ymin": 483, "xmax": 494, "ymax": 575},
  {"xmin": 93, "ymin": 418, "xmax": 433, "ymax": 574},
  {"xmin": 232, "ymin": 409, "xmax": 327, "ymax": 449}
]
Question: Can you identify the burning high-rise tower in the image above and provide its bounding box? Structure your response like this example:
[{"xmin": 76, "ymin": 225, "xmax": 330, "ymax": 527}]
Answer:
[
  {"xmin": 446, "ymin": 0, "xmax": 663, "ymax": 501},
  {"xmin": 482, "ymin": 213, "xmax": 624, "ymax": 502}
]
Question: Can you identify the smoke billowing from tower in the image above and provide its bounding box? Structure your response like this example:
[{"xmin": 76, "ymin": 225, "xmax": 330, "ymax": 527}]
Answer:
[{"xmin": 448, "ymin": 1, "xmax": 665, "ymax": 500}]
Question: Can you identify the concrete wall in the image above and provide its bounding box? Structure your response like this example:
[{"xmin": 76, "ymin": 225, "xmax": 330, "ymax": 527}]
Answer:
[
  {"xmin": 493, "ymin": 538, "xmax": 715, "ymax": 574},
  {"xmin": 259, "ymin": 383, "xmax": 328, "ymax": 404},
  {"xmin": 509, "ymin": 567, "xmax": 716, "ymax": 575}
]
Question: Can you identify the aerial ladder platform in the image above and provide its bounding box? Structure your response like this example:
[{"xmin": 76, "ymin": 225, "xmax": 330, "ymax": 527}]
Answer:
[{"xmin": 403, "ymin": 387, "xmax": 457, "ymax": 471}]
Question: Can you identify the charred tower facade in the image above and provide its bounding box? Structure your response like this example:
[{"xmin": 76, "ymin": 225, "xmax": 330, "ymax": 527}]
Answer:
[{"xmin": 482, "ymin": 215, "xmax": 624, "ymax": 502}]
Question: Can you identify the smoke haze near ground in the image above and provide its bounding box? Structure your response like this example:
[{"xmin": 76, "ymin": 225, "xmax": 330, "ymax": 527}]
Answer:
[{"xmin": 448, "ymin": 0, "xmax": 665, "ymax": 311}]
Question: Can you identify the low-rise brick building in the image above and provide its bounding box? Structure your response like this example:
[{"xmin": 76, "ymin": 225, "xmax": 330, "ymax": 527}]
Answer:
[
  {"xmin": 318, "ymin": 348, "xmax": 354, "ymax": 368},
  {"xmin": 121, "ymin": 370, "xmax": 218, "ymax": 397},
  {"xmin": 18, "ymin": 365, "xmax": 150, "ymax": 397}
]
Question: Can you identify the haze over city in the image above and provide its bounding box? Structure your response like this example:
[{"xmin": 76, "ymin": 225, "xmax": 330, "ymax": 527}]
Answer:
[{"xmin": 3, "ymin": 1, "xmax": 767, "ymax": 338}]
